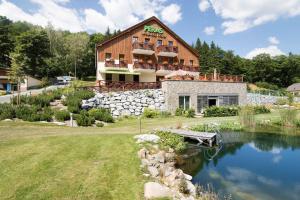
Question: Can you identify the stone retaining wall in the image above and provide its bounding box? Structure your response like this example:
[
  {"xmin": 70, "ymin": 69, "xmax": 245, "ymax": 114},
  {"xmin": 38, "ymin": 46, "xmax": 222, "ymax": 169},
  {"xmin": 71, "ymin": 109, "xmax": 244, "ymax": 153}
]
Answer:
[
  {"xmin": 82, "ymin": 89, "xmax": 165, "ymax": 117},
  {"xmin": 247, "ymin": 93, "xmax": 300, "ymax": 105}
]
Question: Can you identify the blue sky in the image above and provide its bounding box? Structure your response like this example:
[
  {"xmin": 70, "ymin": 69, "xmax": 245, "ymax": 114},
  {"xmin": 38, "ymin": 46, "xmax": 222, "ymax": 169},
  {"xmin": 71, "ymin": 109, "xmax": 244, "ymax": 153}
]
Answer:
[{"xmin": 1, "ymin": 0, "xmax": 300, "ymax": 58}]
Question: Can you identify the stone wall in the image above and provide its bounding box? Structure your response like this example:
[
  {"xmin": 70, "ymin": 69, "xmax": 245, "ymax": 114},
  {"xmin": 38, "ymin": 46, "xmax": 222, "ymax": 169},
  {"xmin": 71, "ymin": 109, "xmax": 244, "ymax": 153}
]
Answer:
[
  {"xmin": 82, "ymin": 89, "xmax": 165, "ymax": 117},
  {"xmin": 162, "ymin": 80, "xmax": 247, "ymax": 114},
  {"xmin": 247, "ymin": 93, "xmax": 300, "ymax": 105}
]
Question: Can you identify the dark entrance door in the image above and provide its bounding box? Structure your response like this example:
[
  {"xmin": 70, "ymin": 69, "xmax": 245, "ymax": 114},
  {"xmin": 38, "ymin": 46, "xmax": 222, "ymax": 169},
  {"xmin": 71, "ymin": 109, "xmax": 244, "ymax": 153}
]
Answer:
[{"xmin": 208, "ymin": 99, "xmax": 217, "ymax": 107}]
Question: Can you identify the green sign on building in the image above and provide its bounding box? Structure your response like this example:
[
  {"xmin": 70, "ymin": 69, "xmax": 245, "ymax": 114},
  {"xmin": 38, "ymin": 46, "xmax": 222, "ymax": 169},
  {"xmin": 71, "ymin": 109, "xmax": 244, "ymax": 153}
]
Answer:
[{"xmin": 144, "ymin": 25, "xmax": 164, "ymax": 34}]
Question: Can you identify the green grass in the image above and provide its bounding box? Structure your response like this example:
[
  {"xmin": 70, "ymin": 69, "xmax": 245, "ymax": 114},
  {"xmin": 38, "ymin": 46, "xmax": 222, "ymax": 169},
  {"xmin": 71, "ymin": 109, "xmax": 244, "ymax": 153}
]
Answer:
[{"xmin": 0, "ymin": 110, "xmax": 289, "ymax": 199}]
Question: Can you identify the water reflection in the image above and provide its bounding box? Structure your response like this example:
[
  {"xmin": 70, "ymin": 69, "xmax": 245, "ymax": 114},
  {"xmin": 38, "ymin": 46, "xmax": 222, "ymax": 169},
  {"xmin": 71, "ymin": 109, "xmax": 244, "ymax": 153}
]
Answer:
[{"xmin": 180, "ymin": 132, "xmax": 300, "ymax": 200}]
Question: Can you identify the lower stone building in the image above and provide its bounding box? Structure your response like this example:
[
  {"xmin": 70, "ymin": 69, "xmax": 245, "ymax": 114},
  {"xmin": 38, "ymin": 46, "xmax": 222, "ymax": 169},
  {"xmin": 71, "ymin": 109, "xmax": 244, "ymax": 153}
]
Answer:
[{"xmin": 161, "ymin": 80, "xmax": 247, "ymax": 114}]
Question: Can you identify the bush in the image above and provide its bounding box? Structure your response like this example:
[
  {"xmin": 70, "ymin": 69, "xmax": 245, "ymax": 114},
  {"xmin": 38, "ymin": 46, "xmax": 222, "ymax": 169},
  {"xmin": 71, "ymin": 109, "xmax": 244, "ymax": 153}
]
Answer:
[
  {"xmin": 0, "ymin": 103, "xmax": 15, "ymax": 120},
  {"xmin": 65, "ymin": 90, "xmax": 95, "ymax": 113},
  {"xmin": 55, "ymin": 110, "xmax": 70, "ymax": 122},
  {"xmin": 159, "ymin": 111, "xmax": 171, "ymax": 118},
  {"xmin": 66, "ymin": 98, "xmax": 81, "ymax": 113},
  {"xmin": 96, "ymin": 122, "xmax": 104, "ymax": 127},
  {"xmin": 143, "ymin": 108, "xmax": 160, "ymax": 118},
  {"xmin": 76, "ymin": 111, "xmax": 95, "ymax": 126},
  {"xmin": 279, "ymin": 109, "xmax": 298, "ymax": 127},
  {"xmin": 275, "ymin": 98, "xmax": 288, "ymax": 105},
  {"xmin": 183, "ymin": 108, "xmax": 195, "ymax": 118},
  {"xmin": 39, "ymin": 107, "xmax": 54, "ymax": 122},
  {"xmin": 239, "ymin": 106, "xmax": 256, "ymax": 129},
  {"xmin": 178, "ymin": 178, "xmax": 189, "ymax": 194},
  {"xmin": 255, "ymin": 81, "xmax": 279, "ymax": 90},
  {"xmin": 88, "ymin": 108, "xmax": 114, "ymax": 123},
  {"xmin": 175, "ymin": 107, "xmax": 184, "ymax": 116},
  {"xmin": 252, "ymin": 105, "xmax": 271, "ymax": 114},
  {"xmin": 156, "ymin": 131, "xmax": 187, "ymax": 153},
  {"xmin": 203, "ymin": 106, "xmax": 239, "ymax": 117},
  {"xmin": 15, "ymin": 105, "xmax": 38, "ymax": 121}
]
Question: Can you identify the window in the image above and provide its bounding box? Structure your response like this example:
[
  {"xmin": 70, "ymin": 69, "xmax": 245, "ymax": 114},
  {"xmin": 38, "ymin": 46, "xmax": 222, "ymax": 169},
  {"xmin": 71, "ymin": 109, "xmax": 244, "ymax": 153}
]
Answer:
[
  {"xmin": 119, "ymin": 74, "xmax": 125, "ymax": 82},
  {"xmin": 179, "ymin": 96, "xmax": 190, "ymax": 110},
  {"xmin": 119, "ymin": 54, "xmax": 124, "ymax": 61},
  {"xmin": 105, "ymin": 53, "xmax": 112, "ymax": 60},
  {"xmin": 197, "ymin": 96, "xmax": 208, "ymax": 113},
  {"xmin": 132, "ymin": 36, "xmax": 138, "ymax": 43},
  {"xmin": 133, "ymin": 75, "xmax": 139, "ymax": 82},
  {"xmin": 157, "ymin": 40, "xmax": 162, "ymax": 46},
  {"xmin": 189, "ymin": 60, "xmax": 194, "ymax": 66},
  {"xmin": 106, "ymin": 74, "xmax": 112, "ymax": 81},
  {"xmin": 144, "ymin": 38, "xmax": 150, "ymax": 44},
  {"xmin": 219, "ymin": 95, "xmax": 238, "ymax": 106},
  {"xmin": 168, "ymin": 57, "xmax": 173, "ymax": 64},
  {"xmin": 168, "ymin": 41, "xmax": 173, "ymax": 46},
  {"xmin": 179, "ymin": 59, "xmax": 184, "ymax": 65}
]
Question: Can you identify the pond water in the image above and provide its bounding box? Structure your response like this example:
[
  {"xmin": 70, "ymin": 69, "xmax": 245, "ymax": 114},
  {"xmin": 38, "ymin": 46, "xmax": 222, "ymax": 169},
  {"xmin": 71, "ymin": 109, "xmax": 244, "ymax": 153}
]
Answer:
[{"xmin": 181, "ymin": 132, "xmax": 300, "ymax": 200}]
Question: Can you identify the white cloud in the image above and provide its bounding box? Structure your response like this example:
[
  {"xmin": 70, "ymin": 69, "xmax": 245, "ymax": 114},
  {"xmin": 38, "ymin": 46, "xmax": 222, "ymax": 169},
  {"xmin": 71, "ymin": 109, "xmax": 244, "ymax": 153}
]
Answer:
[
  {"xmin": 198, "ymin": 0, "xmax": 210, "ymax": 12},
  {"xmin": 203, "ymin": 26, "xmax": 215, "ymax": 35},
  {"xmin": 0, "ymin": 0, "xmax": 182, "ymax": 33},
  {"xmin": 201, "ymin": 0, "xmax": 300, "ymax": 34},
  {"xmin": 161, "ymin": 4, "xmax": 182, "ymax": 24},
  {"xmin": 268, "ymin": 36, "xmax": 280, "ymax": 45},
  {"xmin": 245, "ymin": 45, "xmax": 285, "ymax": 59}
]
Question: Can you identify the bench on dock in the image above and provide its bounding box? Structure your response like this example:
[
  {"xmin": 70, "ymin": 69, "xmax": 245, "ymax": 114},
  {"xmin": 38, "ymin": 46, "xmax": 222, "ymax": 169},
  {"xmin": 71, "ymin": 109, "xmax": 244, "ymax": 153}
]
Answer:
[{"xmin": 160, "ymin": 128, "xmax": 217, "ymax": 147}]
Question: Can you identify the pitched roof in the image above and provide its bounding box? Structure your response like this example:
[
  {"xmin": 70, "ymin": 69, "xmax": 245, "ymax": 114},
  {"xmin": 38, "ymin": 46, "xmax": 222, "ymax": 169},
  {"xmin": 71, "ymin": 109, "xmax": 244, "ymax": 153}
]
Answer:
[
  {"xmin": 287, "ymin": 83, "xmax": 300, "ymax": 91},
  {"xmin": 97, "ymin": 16, "xmax": 198, "ymax": 57}
]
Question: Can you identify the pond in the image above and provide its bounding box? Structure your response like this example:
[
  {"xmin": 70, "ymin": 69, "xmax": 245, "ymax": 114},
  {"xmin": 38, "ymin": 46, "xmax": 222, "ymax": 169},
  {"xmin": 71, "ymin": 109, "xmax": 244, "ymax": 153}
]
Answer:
[{"xmin": 180, "ymin": 132, "xmax": 300, "ymax": 200}]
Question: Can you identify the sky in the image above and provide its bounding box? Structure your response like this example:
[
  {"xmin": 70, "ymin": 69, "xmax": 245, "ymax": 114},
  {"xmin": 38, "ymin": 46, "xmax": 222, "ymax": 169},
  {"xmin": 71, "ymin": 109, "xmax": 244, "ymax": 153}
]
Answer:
[{"xmin": 1, "ymin": 0, "xmax": 300, "ymax": 58}]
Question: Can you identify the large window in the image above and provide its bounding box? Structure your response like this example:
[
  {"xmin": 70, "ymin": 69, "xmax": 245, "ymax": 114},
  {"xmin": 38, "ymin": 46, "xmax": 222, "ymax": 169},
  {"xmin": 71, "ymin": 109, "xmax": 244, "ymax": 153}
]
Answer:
[
  {"xmin": 197, "ymin": 95, "xmax": 239, "ymax": 113},
  {"xmin": 119, "ymin": 54, "xmax": 124, "ymax": 61},
  {"xmin": 105, "ymin": 53, "xmax": 112, "ymax": 60},
  {"xmin": 106, "ymin": 74, "xmax": 112, "ymax": 81},
  {"xmin": 144, "ymin": 38, "xmax": 150, "ymax": 44},
  {"xmin": 219, "ymin": 95, "xmax": 239, "ymax": 106},
  {"xmin": 133, "ymin": 75, "xmax": 139, "ymax": 82},
  {"xmin": 179, "ymin": 96, "xmax": 190, "ymax": 110},
  {"xmin": 157, "ymin": 39, "xmax": 162, "ymax": 46},
  {"xmin": 168, "ymin": 41, "xmax": 173, "ymax": 46}
]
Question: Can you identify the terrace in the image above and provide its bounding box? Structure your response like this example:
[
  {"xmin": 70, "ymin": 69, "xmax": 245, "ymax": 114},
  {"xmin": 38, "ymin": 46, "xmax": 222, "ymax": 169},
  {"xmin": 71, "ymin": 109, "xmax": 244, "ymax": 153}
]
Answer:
[
  {"xmin": 157, "ymin": 45, "xmax": 178, "ymax": 57},
  {"xmin": 104, "ymin": 60, "xmax": 128, "ymax": 70}
]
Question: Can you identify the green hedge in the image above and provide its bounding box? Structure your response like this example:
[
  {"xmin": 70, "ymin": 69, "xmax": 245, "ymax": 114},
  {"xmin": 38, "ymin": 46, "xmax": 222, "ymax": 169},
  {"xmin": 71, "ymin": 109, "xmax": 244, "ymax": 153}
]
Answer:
[
  {"xmin": 76, "ymin": 110, "xmax": 95, "ymax": 126},
  {"xmin": 252, "ymin": 105, "xmax": 271, "ymax": 114},
  {"xmin": 64, "ymin": 90, "xmax": 95, "ymax": 113},
  {"xmin": 55, "ymin": 110, "xmax": 70, "ymax": 122},
  {"xmin": 156, "ymin": 131, "xmax": 187, "ymax": 153},
  {"xmin": 15, "ymin": 105, "xmax": 53, "ymax": 122},
  {"xmin": 0, "ymin": 103, "xmax": 15, "ymax": 120},
  {"xmin": 88, "ymin": 108, "xmax": 114, "ymax": 123},
  {"xmin": 175, "ymin": 107, "xmax": 195, "ymax": 118},
  {"xmin": 203, "ymin": 106, "xmax": 239, "ymax": 117}
]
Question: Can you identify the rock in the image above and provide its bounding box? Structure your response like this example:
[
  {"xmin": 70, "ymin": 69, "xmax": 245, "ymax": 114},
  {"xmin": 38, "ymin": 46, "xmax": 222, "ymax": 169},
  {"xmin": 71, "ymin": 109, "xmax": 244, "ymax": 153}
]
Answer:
[
  {"xmin": 143, "ymin": 173, "xmax": 150, "ymax": 177},
  {"xmin": 165, "ymin": 152, "xmax": 176, "ymax": 162},
  {"xmin": 53, "ymin": 121, "xmax": 66, "ymax": 126},
  {"xmin": 121, "ymin": 109, "xmax": 131, "ymax": 116},
  {"xmin": 112, "ymin": 110, "xmax": 120, "ymax": 116},
  {"xmin": 144, "ymin": 182, "xmax": 172, "ymax": 199},
  {"xmin": 134, "ymin": 134, "xmax": 160, "ymax": 143},
  {"xmin": 148, "ymin": 166, "xmax": 159, "ymax": 177},
  {"xmin": 154, "ymin": 151, "xmax": 165, "ymax": 163},
  {"xmin": 138, "ymin": 148, "xmax": 148, "ymax": 159},
  {"xmin": 184, "ymin": 173, "xmax": 193, "ymax": 181},
  {"xmin": 3, "ymin": 119, "xmax": 12, "ymax": 122},
  {"xmin": 186, "ymin": 180, "xmax": 196, "ymax": 196},
  {"xmin": 141, "ymin": 159, "xmax": 149, "ymax": 167}
]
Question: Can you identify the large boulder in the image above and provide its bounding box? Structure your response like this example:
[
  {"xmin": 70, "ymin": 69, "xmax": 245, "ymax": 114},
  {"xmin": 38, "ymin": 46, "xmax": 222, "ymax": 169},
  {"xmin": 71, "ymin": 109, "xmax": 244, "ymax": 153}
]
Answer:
[
  {"xmin": 148, "ymin": 166, "xmax": 159, "ymax": 177},
  {"xmin": 134, "ymin": 134, "xmax": 160, "ymax": 143},
  {"xmin": 144, "ymin": 182, "xmax": 173, "ymax": 199}
]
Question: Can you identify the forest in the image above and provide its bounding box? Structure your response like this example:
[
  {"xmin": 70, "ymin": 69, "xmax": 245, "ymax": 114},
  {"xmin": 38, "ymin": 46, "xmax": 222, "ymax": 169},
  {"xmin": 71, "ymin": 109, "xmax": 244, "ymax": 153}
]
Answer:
[{"xmin": 0, "ymin": 15, "xmax": 299, "ymax": 89}]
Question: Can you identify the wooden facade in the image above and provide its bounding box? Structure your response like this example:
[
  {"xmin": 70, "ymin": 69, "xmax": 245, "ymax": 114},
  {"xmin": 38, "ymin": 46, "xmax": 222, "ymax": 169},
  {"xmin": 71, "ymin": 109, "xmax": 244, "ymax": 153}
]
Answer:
[{"xmin": 96, "ymin": 16, "xmax": 199, "ymax": 83}]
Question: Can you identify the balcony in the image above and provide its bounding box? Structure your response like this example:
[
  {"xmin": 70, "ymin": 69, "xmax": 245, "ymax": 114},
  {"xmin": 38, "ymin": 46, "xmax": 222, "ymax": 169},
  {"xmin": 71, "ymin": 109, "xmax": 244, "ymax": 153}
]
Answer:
[
  {"xmin": 157, "ymin": 45, "xmax": 178, "ymax": 57},
  {"xmin": 133, "ymin": 61, "xmax": 156, "ymax": 73},
  {"xmin": 199, "ymin": 73, "xmax": 244, "ymax": 82},
  {"xmin": 104, "ymin": 60, "xmax": 128, "ymax": 71},
  {"xmin": 156, "ymin": 64, "xmax": 199, "ymax": 76},
  {"xmin": 132, "ymin": 42, "xmax": 155, "ymax": 55}
]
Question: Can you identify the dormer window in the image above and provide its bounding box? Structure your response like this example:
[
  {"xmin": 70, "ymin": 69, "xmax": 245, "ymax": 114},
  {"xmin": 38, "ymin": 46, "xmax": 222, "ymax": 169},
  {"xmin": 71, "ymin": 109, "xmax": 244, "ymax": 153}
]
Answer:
[
  {"xmin": 132, "ymin": 36, "xmax": 138, "ymax": 43},
  {"xmin": 144, "ymin": 38, "xmax": 150, "ymax": 44},
  {"xmin": 190, "ymin": 60, "xmax": 194, "ymax": 66},
  {"xmin": 168, "ymin": 41, "xmax": 173, "ymax": 46},
  {"xmin": 157, "ymin": 40, "xmax": 162, "ymax": 46},
  {"xmin": 105, "ymin": 53, "xmax": 112, "ymax": 61}
]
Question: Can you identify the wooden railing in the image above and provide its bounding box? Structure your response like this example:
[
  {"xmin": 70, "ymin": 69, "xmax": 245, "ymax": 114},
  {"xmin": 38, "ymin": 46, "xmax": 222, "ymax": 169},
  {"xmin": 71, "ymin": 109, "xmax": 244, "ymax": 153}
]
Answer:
[
  {"xmin": 199, "ymin": 73, "xmax": 244, "ymax": 82},
  {"xmin": 132, "ymin": 42, "xmax": 154, "ymax": 51},
  {"xmin": 157, "ymin": 64, "xmax": 199, "ymax": 72},
  {"xmin": 157, "ymin": 45, "xmax": 178, "ymax": 53},
  {"xmin": 133, "ymin": 62, "xmax": 156, "ymax": 70},
  {"xmin": 87, "ymin": 80, "xmax": 161, "ymax": 92},
  {"xmin": 105, "ymin": 60, "xmax": 128, "ymax": 68}
]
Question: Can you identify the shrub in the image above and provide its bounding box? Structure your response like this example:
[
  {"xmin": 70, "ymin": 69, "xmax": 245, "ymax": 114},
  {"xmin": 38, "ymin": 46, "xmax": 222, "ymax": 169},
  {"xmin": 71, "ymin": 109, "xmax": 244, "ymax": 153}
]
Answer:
[
  {"xmin": 178, "ymin": 178, "xmax": 189, "ymax": 194},
  {"xmin": 183, "ymin": 108, "xmax": 195, "ymax": 118},
  {"xmin": 96, "ymin": 122, "xmax": 104, "ymax": 127},
  {"xmin": 15, "ymin": 105, "xmax": 38, "ymax": 121},
  {"xmin": 175, "ymin": 107, "xmax": 184, "ymax": 116},
  {"xmin": 39, "ymin": 107, "xmax": 54, "ymax": 122},
  {"xmin": 88, "ymin": 108, "xmax": 114, "ymax": 123},
  {"xmin": 239, "ymin": 106, "xmax": 256, "ymax": 129},
  {"xmin": 76, "ymin": 111, "xmax": 95, "ymax": 126},
  {"xmin": 0, "ymin": 103, "xmax": 15, "ymax": 120},
  {"xmin": 252, "ymin": 105, "xmax": 271, "ymax": 114},
  {"xmin": 159, "ymin": 111, "xmax": 172, "ymax": 118},
  {"xmin": 143, "ymin": 108, "xmax": 159, "ymax": 118},
  {"xmin": 255, "ymin": 81, "xmax": 279, "ymax": 90},
  {"xmin": 279, "ymin": 109, "xmax": 298, "ymax": 127},
  {"xmin": 287, "ymin": 93, "xmax": 294, "ymax": 105},
  {"xmin": 275, "ymin": 98, "xmax": 288, "ymax": 105},
  {"xmin": 66, "ymin": 98, "xmax": 81, "ymax": 113},
  {"xmin": 156, "ymin": 131, "xmax": 187, "ymax": 153},
  {"xmin": 204, "ymin": 106, "xmax": 239, "ymax": 117},
  {"xmin": 65, "ymin": 90, "xmax": 95, "ymax": 113},
  {"xmin": 55, "ymin": 110, "xmax": 70, "ymax": 122}
]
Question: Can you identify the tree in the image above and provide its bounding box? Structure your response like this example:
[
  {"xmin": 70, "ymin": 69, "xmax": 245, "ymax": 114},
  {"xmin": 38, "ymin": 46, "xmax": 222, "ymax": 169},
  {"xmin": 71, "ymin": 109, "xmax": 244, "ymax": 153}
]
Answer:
[
  {"xmin": 15, "ymin": 29, "xmax": 51, "ymax": 78},
  {"xmin": 8, "ymin": 53, "xmax": 26, "ymax": 105},
  {"xmin": 0, "ymin": 16, "xmax": 13, "ymax": 68},
  {"xmin": 64, "ymin": 33, "xmax": 89, "ymax": 79}
]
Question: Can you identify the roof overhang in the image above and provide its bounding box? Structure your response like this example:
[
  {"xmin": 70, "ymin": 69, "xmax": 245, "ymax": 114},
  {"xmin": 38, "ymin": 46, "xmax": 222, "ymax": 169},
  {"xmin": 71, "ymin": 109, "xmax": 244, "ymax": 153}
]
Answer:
[{"xmin": 99, "ymin": 70, "xmax": 140, "ymax": 75}]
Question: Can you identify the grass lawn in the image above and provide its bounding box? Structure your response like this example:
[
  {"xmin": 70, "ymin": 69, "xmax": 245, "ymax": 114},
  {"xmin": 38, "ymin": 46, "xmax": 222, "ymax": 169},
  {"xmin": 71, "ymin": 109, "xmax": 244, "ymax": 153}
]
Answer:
[{"xmin": 0, "ymin": 111, "xmax": 285, "ymax": 199}]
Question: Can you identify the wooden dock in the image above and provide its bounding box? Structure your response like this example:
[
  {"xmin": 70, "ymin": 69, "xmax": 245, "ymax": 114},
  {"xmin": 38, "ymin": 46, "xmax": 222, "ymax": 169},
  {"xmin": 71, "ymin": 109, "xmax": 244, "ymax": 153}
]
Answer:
[{"xmin": 161, "ymin": 128, "xmax": 217, "ymax": 147}]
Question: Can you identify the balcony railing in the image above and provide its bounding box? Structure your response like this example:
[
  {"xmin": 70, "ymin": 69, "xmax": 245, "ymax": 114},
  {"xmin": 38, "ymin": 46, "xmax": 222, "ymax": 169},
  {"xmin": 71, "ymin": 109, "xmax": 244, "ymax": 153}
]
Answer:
[
  {"xmin": 132, "ymin": 42, "xmax": 154, "ymax": 51},
  {"xmin": 199, "ymin": 73, "xmax": 244, "ymax": 82},
  {"xmin": 157, "ymin": 45, "xmax": 178, "ymax": 53},
  {"xmin": 87, "ymin": 80, "xmax": 161, "ymax": 92},
  {"xmin": 105, "ymin": 60, "xmax": 128, "ymax": 68},
  {"xmin": 133, "ymin": 61, "xmax": 156, "ymax": 70},
  {"xmin": 157, "ymin": 64, "xmax": 199, "ymax": 72}
]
